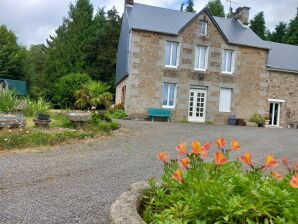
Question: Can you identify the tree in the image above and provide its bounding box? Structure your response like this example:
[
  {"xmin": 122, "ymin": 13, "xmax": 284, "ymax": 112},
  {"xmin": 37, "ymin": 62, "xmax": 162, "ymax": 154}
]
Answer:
[
  {"xmin": 250, "ymin": 12, "xmax": 267, "ymax": 40},
  {"xmin": 283, "ymin": 8, "xmax": 298, "ymax": 45},
  {"xmin": 206, "ymin": 0, "xmax": 225, "ymax": 17},
  {"xmin": 180, "ymin": 3, "xmax": 184, "ymax": 11},
  {"xmin": 74, "ymin": 80, "xmax": 113, "ymax": 110},
  {"xmin": 0, "ymin": 25, "xmax": 28, "ymax": 80},
  {"xmin": 48, "ymin": 73, "xmax": 91, "ymax": 108},
  {"xmin": 268, "ymin": 22, "xmax": 287, "ymax": 43},
  {"xmin": 185, "ymin": 0, "xmax": 196, "ymax": 13},
  {"xmin": 26, "ymin": 44, "xmax": 47, "ymax": 97},
  {"xmin": 85, "ymin": 7, "xmax": 121, "ymax": 85},
  {"xmin": 226, "ymin": 7, "xmax": 233, "ymax": 19},
  {"xmin": 44, "ymin": 0, "xmax": 95, "ymax": 82}
]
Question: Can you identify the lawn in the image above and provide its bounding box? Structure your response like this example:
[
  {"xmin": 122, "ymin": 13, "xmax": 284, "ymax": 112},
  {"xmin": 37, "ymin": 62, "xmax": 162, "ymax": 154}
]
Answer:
[{"xmin": 0, "ymin": 111, "xmax": 119, "ymax": 150}]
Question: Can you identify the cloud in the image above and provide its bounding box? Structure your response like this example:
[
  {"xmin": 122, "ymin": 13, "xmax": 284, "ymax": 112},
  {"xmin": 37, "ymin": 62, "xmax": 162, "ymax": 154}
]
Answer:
[{"xmin": 0, "ymin": 0, "xmax": 297, "ymax": 46}]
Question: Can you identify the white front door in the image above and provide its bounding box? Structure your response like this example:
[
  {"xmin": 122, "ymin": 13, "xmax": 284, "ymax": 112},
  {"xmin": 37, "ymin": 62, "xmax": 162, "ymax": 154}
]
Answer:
[
  {"xmin": 188, "ymin": 89, "xmax": 207, "ymax": 122},
  {"xmin": 269, "ymin": 102, "xmax": 281, "ymax": 126}
]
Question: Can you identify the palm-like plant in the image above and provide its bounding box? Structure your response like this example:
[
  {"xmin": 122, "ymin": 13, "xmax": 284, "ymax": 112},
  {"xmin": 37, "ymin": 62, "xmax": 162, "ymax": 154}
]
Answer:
[{"xmin": 74, "ymin": 81, "xmax": 113, "ymax": 110}]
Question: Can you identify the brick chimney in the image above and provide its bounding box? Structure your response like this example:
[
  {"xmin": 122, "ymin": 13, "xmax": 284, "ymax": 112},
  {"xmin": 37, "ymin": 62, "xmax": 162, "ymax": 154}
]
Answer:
[
  {"xmin": 233, "ymin": 7, "xmax": 250, "ymax": 25},
  {"xmin": 125, "ymin": 0, "xmax": 134, "ymax": 7}
]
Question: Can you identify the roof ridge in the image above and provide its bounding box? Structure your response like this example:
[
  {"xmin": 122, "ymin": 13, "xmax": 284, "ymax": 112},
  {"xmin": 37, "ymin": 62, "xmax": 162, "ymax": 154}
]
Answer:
[{"xmin": 132, "ymin": 2, "xmax": 196, "ymax": 15}]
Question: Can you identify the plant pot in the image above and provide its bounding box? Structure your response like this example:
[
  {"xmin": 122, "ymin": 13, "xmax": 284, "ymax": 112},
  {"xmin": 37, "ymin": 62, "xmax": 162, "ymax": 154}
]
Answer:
[
  {"xmin": 36, "ymin": 113, "xmax": 50, "ymax": 121},
  {"xmin": 236, "ymin": 119, "xmax": 244, "ymax": 126},
  {"xmin": 265, "ymin": 120, "xmax": 270, "ymax": 126},
  {"xmin": 110, "ymin": 181, "xmax": 149, "ymax": 224}
]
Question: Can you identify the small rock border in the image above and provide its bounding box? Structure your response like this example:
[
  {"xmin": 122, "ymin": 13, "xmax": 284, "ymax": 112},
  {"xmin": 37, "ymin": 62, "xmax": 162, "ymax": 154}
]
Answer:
[{"xmin": 110, "ymin": 181, "xmax": 150, "ymax": 224}]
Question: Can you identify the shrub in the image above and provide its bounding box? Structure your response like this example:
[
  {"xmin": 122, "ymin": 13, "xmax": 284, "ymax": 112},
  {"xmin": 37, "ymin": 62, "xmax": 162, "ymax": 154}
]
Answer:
[
  {"xmin": 74, "ymin": 80, "xmax": 113, "ymax": 110},
  {"xmin": 109, "ymin": 103, "xmax": 124, "ymax": 113},
  {"xmin": 48, "ymin": 73, "xmax": 91, "ymax": 108},
  {"xmin": 23, "ymin": 98, "xmax": 51, "ymax": 116},
  {"xmin": 249, "ymin": 113, "xmax": 265, "ymax": 126},
  {"xmin": 0, "ymin": 90, "xmax": 20, "ymax": 113},
  {"xmin": 107, "ymin": 109, "xmax": 127, "ymax": 119},
  {"xmin": 143, "ymin": 139, "xmax": 298, "ymax": 223}
]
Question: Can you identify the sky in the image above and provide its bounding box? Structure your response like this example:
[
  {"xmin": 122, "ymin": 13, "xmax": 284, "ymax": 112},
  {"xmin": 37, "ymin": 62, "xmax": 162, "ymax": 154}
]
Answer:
[{"xmin": 0, "ymin": 0, "xmax": 297, "ymax": 46}]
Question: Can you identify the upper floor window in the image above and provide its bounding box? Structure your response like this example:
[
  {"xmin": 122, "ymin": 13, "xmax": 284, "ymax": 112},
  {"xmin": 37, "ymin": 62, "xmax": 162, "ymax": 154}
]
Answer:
[
  {"xmin": 162, "ymin": 82, "xmax": 177, "ymax": 108},
  {"xmin": 199, "ymin": 21, "xmax": 208, "ymax": 36},
  {"xmin": 165, "ymin": 41, "xmax": 179, "ymax": 68},
  {"xmin": 195, "ymin": 46, "xmax": 208, "ymax": 71},
  {"xmin": 222, "ymin": 50, "xmax": 235, "ymax": 74}
]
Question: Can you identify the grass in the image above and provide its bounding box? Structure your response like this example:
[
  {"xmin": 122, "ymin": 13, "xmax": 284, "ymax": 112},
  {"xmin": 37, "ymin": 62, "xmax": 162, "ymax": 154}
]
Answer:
[{"xmin": 0, "ymin": 112, "xmax": 119, "ymax": 151}]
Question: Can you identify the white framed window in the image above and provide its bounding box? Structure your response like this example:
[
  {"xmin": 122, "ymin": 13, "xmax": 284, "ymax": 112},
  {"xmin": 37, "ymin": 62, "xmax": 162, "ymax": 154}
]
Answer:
[
  {"xmin": 222, "ymin": 50, "xmax": 235, "ymax": 74},
  {"xmin": 165, "ymin": 41, "xmax": 179, "ymax": 68},
  {"xmin": 195, "ymin": 46, "xmax": 208, "ymax": 71},
  {"xmin": 199, "ymin": 21, "xmax": 208, "ymax": 36},
  {"xmin": 162, "ymin": 83, "xmax": 177, "ymax": 108},
  {"xmin": 219, "ymin": 88, "xmax": 232, "ymax": 112}
]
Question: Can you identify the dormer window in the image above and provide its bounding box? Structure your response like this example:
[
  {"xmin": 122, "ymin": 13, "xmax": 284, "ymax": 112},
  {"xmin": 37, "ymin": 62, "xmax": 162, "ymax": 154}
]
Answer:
[{"xmin": 199, "ymin": 21, "xmax": 208, "ymax": 36}]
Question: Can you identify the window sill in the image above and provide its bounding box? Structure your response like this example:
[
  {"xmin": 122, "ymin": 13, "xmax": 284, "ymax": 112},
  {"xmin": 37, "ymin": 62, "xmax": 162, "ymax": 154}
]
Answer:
[
  {"xmin": 194, "ymin": 69, "xmax": 207, "ymax": 72},
  {"xmin": 163, "ymin": 66, "xmax": 181, "ymax": 71},
  {"xmin": 162, "ymin": 106, "xmax": 176, "ymax": 109},
  {"xmin": 219, "ymin": 111, "xmax": 231, "ymax": 113},
  {"xmin": 221, "ymin": 72, "xmax": 234, "ymax": 76}
]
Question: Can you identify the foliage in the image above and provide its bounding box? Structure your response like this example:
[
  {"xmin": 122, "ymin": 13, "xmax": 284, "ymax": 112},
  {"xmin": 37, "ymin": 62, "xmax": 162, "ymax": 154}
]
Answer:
[
  {"xmin": 106, "ymin": 109, "xmax": 127, "ymax": 119},
  {"xmin": 250, "ymin": 12, "xmax": 267, "ymax": 40},
  {"xmin": 0, "ymin": 90, "xmax": 20, "ymax": 113},
  {"xmin": 206, "ymin": 0, "xmax": 225, "ymax": 18},
  {"xmin": 23, "ymin": 98, "xmax": 51, "ymax": 116},
  {"xmin": 268, "ymin": 22, "xmax": 288, "ymax": 43},
  {"xmin": 185, "ymin": 0, "xmax": 196, "ymax": 13},
  {"xmin": 90, "ymin": 112, "xmax": 112, "ymax": 124},
  {"xmin": 249, "ymin": 113, "xmax": 265, "ymax": 125},
  {"xmin": 109, "ymin": 103, "xmax": 124, "ymax": 113},
  {"xmin": 143, "ymin": 139, "xmax": 298, "ymax": 223},
  {"xmin": 44, "ymin": 0, "xmax": 120, "ymax": 87},
  {"xmin": 74, "ymin": 80, "xmax": 113, "ymax": 110},
  {"xmin": 0, "ymin": 25, "xmax": 28, "ymax": 80},
  {"xmin": 283, "ymin": 8, "xmax": 298, "ymax": 45},
  {"xmin": 26, "ymin": 44, "xmax": 48, "ymax": 98},
  {"xmin": 48, "ymin": 73, "xmax": 91, "ymax": 108}
]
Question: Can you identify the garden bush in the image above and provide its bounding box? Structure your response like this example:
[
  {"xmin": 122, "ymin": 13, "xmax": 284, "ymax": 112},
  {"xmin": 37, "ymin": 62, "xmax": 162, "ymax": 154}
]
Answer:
[
  {"xmin": 48, "ymin": 73, "xmax": 91, "ymax": 108},
  {"xmin": 107, "ymin": 109, "xmax": 127, "ymax": 119},
  {"xmin": 0, "ymin": 90, "xmax": 20, "ymax": 113},
  {"xmin": 143, "ymin": 139, "xmax": 298, "ymax": 224},
  {"xmin": 23, "ymin": 98, "xmax": 51, "ymax": 116}
]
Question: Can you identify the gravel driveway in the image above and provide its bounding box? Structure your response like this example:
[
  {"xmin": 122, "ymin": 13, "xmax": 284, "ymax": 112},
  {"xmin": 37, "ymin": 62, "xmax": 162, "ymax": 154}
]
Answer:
[{"xmin": 1, "ymin": 120, "xmax": 297, "ymax": 224}]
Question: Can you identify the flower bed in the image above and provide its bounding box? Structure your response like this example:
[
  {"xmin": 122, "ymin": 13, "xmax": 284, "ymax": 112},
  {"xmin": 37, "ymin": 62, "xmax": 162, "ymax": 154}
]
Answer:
[{"xmin": 142, "ymin": 139, "xmax": 298, "ymax": 223}]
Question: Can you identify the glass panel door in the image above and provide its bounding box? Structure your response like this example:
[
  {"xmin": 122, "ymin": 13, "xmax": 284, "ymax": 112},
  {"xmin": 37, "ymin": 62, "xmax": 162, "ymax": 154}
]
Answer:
[
  {"xmin": 269, "ymin": 102, "xmax": 281, "ymax": 126},
  {"xmin": 188, "ymin": 89, "xmax": 207, "ymax": 122}
]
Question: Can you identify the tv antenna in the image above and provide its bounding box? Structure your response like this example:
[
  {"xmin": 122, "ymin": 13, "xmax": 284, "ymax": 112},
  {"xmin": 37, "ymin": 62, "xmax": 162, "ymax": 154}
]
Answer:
[{"xmin": 226, "ymin": 0, "xmax": 238, "ymax": 9}]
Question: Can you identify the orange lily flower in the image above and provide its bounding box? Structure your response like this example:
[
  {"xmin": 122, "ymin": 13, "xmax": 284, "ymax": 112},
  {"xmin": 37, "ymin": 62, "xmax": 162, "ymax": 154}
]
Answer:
[
  {"xmin": 263, "ymin": 155, "xmax": 278, "ymax": 168},
  {"xmin": 172, "ymin": 169, "xmax": 183, "ymax": 182},
  {"xmin": 271, "ymin": 171, "xmax": 283, "ymax": 180},
  {"xmin": 191, "ymin": 140, "xmax": 201, "ymax": 155},
  {"xmin": 201, "ymin": 141, "xmax": 211, "ymax": 151},
  {"xmin": 290, "ymin": 173, "xmax": 298, "ymax": 188},
  {"xmin": 176, "ymin": 143, "xmax": 187, "ymax": 157},
  {"xmin": 239, "ymin": 152, "xmax": 253, "ymax": 167},
  {"xmin": 157, "ymin": 152, "xmax": 169, "ymax": 163},
  {"xmin": 200, "ymin": 149, "xmax": 210, "ymax": 161},
  {"xmin": 180, "ymin": 157, "xmax": 190, "ymax": 169},
  {"xmin": 215, "ymin": 138, "xmax": 226, "ymax": 149},
  {"xmin": 230, "ymin": 140, "xmax": 240, "ymax": 151},
  {"xmin": 214, "ymin": 151, "xmax": 228, "ymax": 165}
]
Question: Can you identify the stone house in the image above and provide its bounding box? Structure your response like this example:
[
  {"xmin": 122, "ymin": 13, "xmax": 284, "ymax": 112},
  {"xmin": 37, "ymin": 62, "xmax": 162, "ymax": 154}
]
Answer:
[{"xmin": 115, "ymin": 0, "xmax": 298, "ymax": 128}]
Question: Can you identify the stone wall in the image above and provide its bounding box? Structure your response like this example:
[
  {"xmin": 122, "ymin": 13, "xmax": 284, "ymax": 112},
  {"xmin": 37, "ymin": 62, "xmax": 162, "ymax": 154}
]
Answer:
[
  {"xmin": 120, "ymin": 12, "xmax": 270, "ymax": 123},
  {"xmin": 268, "ymin": 71, "xmax": 298, "ymax": 127},
  {"xmin": 115, "ymin": 77, "xmax": 128, "ymax": 106}
]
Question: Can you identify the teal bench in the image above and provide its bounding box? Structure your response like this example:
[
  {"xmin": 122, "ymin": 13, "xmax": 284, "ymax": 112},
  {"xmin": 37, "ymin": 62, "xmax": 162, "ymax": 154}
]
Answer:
[{"xmin": 148, "ymin": 108, "xmax": 172, "ymax": 122}]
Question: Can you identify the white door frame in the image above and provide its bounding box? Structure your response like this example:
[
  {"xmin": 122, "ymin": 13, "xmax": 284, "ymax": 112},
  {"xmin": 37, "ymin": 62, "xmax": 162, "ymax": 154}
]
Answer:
[
  {"xmin": 268, "ymin": 99, "xmax": 284, "ymax": 127},
  {"xmin": 188, "ymin": 88, "xmax": 207, "ymax": 122}
]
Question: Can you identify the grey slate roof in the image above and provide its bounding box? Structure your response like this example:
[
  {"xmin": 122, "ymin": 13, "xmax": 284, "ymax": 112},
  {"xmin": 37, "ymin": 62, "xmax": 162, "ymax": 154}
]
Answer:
[
  {"xmin": 265, "ymin": 41, "xmax": 298, "ymax": 73},
  {"xmin": 116, "ymin": 3, "xmax": 298, "ymax": 84}
]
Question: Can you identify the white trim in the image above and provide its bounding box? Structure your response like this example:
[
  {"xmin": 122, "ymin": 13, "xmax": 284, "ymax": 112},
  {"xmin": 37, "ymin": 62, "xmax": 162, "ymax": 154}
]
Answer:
[
  {"xmin": 198, "ymin": 21, "xmax": 208, "ymax": 36},
  {"xmin": 165, "ymin": 41, "xmax": 180, "ymax": 68},
  {"xmin": 222, "ymin": 49, "xmax": 235, "ymax": 74},
  {"xmin": 268, "ymin": 98, "xmax": 285, "ymax": 103},
  {"xmin": 194, "ymin": 45, "xmax": 208, "ymax": 71},
  {"xmin": 162, "ymin": 82, "xmax": 178, "ymax": 109},
  {"xmin": 188, "ymin": 88, "xmax": 207, "ymax": 123},
  {"xmin": 269, "ymin": 102, "xmax": 281, "ymax": 127}
]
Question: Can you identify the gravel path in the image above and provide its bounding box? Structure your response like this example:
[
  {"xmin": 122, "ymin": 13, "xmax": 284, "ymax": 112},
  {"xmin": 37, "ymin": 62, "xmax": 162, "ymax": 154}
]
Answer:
[{"xmin": 0, "ymin": 120, "xmax": 297, "ymax": 224}]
